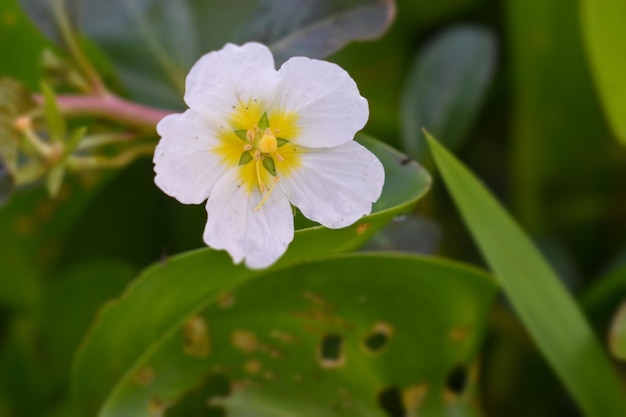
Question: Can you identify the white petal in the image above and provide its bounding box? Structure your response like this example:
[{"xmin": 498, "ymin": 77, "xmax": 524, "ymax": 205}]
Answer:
[
  {"xmin": 184, "ymin": 42, "xmax": 280, "ymax": 117},
  {"xmin": 272, "ymin": 57, "xmax": 369, "ymax": 148},
  {"xmin": 203, "ymin": 168, "xmax": 294, "ymax": 269},
  {"xmin": 278, "ymin": 141, "xmax": 384, "ymax": 228},
  {"xmin": 154, "ymin": 110, "xmax": 231, "ymax": 204}
]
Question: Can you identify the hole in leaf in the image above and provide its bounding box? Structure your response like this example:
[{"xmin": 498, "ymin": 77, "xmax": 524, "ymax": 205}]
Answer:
[
  {"xmin": 366, "ymin": 332, "xmax": 388, "ymax": 351},
  {"xmin": 378, "ymin": 387, "xmax": 404, "ymax": 417},
  {"xmin": 364, "ymin": 322, "xmax": 393, "ymax": 353},
  {"xmin": 446, "ymin": 365, "xmax": 467, "ymax": 394},
  {"xmin": 318, "ymin": 334, "xmax": 344, "ymax": 368}
]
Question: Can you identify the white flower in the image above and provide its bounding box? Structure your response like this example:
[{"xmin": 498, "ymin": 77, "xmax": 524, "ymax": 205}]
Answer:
[{"xmin": 153, "ymin": 42, "xmax": 384, "ymax": 269}]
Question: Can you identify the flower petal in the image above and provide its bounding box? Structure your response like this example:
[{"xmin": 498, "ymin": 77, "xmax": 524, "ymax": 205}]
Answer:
[
  {"xmin": 278, "ymin": 141, "xmax": 384, "ymax": 228},
  {"xmin": 273, "ymin": 57, "xmax": 368, "ymax": 148},
  {"xmin": 203, "ymin": 168, "xmax": 294, "ymax": 269},
  {"xmin": 184, "ymin": 42, "xmax": 280, "ymax": 117},
  {"xmin": 154, "ymin": 110, "xmax": 230, "ymax": 204}
]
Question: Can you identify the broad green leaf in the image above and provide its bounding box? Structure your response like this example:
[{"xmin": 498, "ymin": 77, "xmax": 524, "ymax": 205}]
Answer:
[
  {"xmin": 75, "ymin": 253, "xmax": 495, "ymax": 417},
  {"xmin": 401, "ymin": 25, "xmax": 496, "ymax": 160},
  {"xmin": 580, "ymin": 0, "xmax": 626, "ymax": 144},
  {"xmin": 426, "ymin": 132, "xmax": 626, "ymax": 417},
  {"xmin": 248, "ymin": 0, "xmax": 396, "ymax": 65},
  {"xmin": 72, "ymin": 135, "xmax": 432, "ymax": 416},
  {"xmin": 609, "ymin": 301, "xmax": 626, "ymax": 360}
]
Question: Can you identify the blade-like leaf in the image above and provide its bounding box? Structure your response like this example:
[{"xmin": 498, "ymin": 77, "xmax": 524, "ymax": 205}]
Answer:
[
  {"xmin": 401, "ymin": 26, "xmax": 496, "ymax": 160},
  {"xmin": 76, "ymin": 253, "xmax": 495, "ymax": 417},
  {"xmin": 580, "ymin": 0, "xmax": 626, "ymax": 144},
  {"xmin": 426, "ymin": 132, "xmax": 626, "ymax": 417}
]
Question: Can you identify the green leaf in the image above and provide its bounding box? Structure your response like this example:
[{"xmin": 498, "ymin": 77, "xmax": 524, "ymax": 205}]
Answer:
[
  {"xmin": 262, "ymin": 155, "xmax": 276, "ymax": 176},
  {"xmin": 238, "ymin": 151, "xmax": 253, "ymax": 166},
  {"xmin": 426, "ymin": 132, "xmax": 626, "ymax": 417},
  {"xmin": 254, "ymin": 0, "xmax": 397, "ymax": 65},
  {"xmin": 40, "ymin": 81, "xmax": 66, "ymax": 144},
  {"xmin": 64, "ymin": 126, "xmax": 87, "ymax": 156},
  {"xmin": 276, "ymin": 137, "xmax": 289, "ymax": 147},
  {"xmin": 609, "ymin": 301, "xmax": 626, "ymax": 360},
  {"xmin": 72, "ymin": 134, "xmax": 432, "ymax": 416},
  {"xmin": 401, "ymin": 25, "xmax": 496, "ymax": 160},
  {"xmin": 75, "ymin": 253, "xmax": 495, "ymax": 417},
  {"xmin": 580, "ymin": 0, "xmax": 626, "ymax": 144},
  {"xmin": 257, "ymin": 112, "xmax": 269, "ymax": 130},
  {"xmin": 46, "ymin": 164, "xmax": 65, "ymax": 197}
]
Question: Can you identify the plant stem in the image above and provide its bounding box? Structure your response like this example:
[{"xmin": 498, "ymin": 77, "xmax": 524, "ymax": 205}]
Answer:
[
  {"xmin": 33, "ymin": 94, "xmax": 174, "ymax": 131},
  {"xmin": 67, "ymin": 144, "xmax": 155, "ymax": 170},
  {"xmin": 78, "ymin": 132, "xmax": 138, "ymax": 150},
  {"xmin": 52, "ymin": 0, "xmax": 107, "ymax": 96}
]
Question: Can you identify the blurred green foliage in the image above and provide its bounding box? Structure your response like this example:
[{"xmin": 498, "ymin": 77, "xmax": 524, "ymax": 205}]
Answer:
[{"xmin": 1, "ymin": 0, "xmax": 626, "ymax": 416}]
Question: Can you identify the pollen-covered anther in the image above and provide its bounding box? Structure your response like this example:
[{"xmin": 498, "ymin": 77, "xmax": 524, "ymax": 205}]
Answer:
[
  {"xmin": 246, "ymin": 129, "xmax": 255, "ymax": 141},
  {"xmin": 243, "ymin": 143, "xmax": 253, "ymax": 151},
  {"xmin": 259, "ymin": 129, "xmax": 278, "ymax": 154}
]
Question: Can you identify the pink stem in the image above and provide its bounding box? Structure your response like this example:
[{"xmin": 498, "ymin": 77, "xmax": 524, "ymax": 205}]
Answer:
[{"xmin": 34, "ymin": 94, "xmax": 175, "ymax": 130}]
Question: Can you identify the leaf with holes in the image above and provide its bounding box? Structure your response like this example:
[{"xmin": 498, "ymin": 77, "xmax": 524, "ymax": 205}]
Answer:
[
  {"xmin": 72, "ymin": 135, "xmax": 435, "ymax": 416},
  {"xmin": 400, "ymin": 25, "xmax": 496, "ymax": 160},
  {"xmin": 76, "ymin": 254, "xmax": 496, "ymax": 417}
]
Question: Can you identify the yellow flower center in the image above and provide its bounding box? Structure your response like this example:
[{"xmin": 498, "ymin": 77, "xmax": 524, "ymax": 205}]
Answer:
[{"xmin": 214, "ymin": 101, "xmax": 301, "ymax": 211}]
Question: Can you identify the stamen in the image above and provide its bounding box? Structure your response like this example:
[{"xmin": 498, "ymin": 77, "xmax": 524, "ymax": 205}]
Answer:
[
  {"xmin": 246, "ymin": 129, "xmax": 255, "ymax": 141},
  {"xmin": 254, "ymin": 177, "xmax": 281, "ymax": 212},
  {"xmin": 254, "ymin": 154, "xmax": 265, "ymax": 193},
  {"xmin": 275, "ymin": 152, "xmax": 284, "ymax": 162},
  {"xmin": 243, "ymin": 143, "xmax": 253, "ymax": 151}
]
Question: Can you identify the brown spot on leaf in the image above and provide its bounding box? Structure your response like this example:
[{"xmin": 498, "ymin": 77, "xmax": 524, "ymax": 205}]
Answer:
[
  {"xmin": 356, "ymin": 222, "xmax": 370, "ymax": 235},
  {"xmin": 183, "ymin": 315, "xmax": 210, "ymax": 357},
  {"xmin": 216, "ymin": 292, "xmax": 235, "ymax": 308},
  {"xmin": 244, "ymin": 359, "xmax": 262, "ymax": 375},
  {"xmin": 402, "ymin": 384, "xmax": 428, "ymax": 416},
  {"xmin": 449, "ymin": 327, "xmax": 469, "ymax": 341},
  {"xmin": 232, "ymin": 329, "xmax": 259, "ymax": 353},
  {"xmin": 133, "ymin": 366, "xmax": 156, "ymax": 386},
  {"xmin": 270, "ymin": 329, "xmax": 296, "ymax": 343}
]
